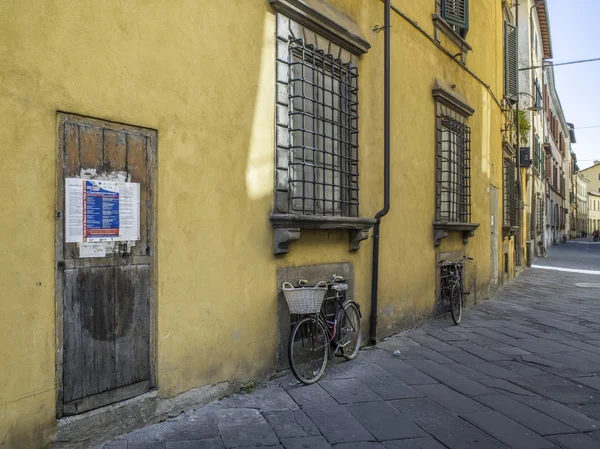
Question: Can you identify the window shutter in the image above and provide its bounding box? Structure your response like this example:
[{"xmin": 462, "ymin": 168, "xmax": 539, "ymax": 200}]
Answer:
[
  {"xmin": 442, "ymin": 0, "xmax": 469, "ymax": 31},
  {"xmin": 504, "ymin": 21, "xmax": 518, "ymax": 103}
]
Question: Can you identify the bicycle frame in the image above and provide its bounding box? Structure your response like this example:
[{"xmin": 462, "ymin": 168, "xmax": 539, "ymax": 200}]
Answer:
[{"xmin": 295, "ymin": 284, "xmax": 358, "ymax": 357}]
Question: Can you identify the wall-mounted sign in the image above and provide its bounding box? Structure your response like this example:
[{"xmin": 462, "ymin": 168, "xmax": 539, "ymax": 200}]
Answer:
[{"xmin": 65, "ymin": 178, "xmax": 140, "ymax": 244}]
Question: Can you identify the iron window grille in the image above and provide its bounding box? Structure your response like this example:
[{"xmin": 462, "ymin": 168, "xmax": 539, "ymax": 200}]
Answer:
[
  {"xmin": 436, "ymin": 114, "xmax": 472, "ymax": 223},
  {"xmin": 536, "ymin": 195, "xmax": 544, "ymax": 235},
  {"xmin": 503, "ymin": 158, "xmax": 516, "ymax": 228},
  {"xmin": 533, "ymin": 135, "xmax": 544, "ymax": 176},
  {"xmin": 287, "ymin": 38, "xmax": 359, "ymax": 217}
]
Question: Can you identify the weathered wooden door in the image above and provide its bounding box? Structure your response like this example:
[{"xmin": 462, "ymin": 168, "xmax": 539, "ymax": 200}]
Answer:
[{"xmin": 56, "ymin": 113, "xmax": 156, "ymax": 416}]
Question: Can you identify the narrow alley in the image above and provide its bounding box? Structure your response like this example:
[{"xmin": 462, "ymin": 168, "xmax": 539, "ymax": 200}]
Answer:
[{"xmin": 94, "ymin": 241, "xmax": 600, "ymax": 449}]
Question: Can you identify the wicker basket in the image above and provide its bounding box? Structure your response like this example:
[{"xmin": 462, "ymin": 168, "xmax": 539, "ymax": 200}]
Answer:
[{"xmin": 282, "ymin": 281, "xmax": 328, "ymax": 314}]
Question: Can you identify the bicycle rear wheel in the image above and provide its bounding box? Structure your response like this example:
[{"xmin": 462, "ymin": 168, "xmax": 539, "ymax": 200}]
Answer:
[
  {"xmin": 338, "ymin": 302, "xmax": 361, "ymax": 360},
  {"xmin": 450, "ymin": 284, "xmax": 462, "ymax": 325},
  {"xmin": 288, "ymin": 316, "xmax": 328, "ymax": 384}
]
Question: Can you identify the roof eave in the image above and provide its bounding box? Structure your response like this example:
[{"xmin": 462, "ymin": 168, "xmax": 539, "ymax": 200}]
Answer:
[{"xmin": 536, "ymin": 1, "xmax": 553, "ymax": 60}]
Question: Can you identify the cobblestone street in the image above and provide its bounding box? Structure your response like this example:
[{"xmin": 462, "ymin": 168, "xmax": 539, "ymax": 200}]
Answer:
[{"xmin": 97, "ymin": 240, "xmax": 600, "ymax": 449}]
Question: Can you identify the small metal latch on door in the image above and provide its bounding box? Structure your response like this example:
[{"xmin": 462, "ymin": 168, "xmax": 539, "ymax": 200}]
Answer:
[{"xmin": 117, "ymin": 242, "xmax": 129, "ymax": 257}]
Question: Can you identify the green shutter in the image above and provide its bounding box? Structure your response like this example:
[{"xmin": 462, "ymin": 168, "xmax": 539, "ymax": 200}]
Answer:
[
  {"xmin": 504, "ymin": 21, "xmax": 518, "ymax": 103},
  {"xmin": 442, "ymin": 0, "xmax": 469, "ymax": 32}
]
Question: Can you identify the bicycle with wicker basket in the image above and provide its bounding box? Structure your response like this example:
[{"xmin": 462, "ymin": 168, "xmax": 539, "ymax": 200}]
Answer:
[{"xmin": 282, "ymin": 275, "xmax": 362, "ymax": 384}]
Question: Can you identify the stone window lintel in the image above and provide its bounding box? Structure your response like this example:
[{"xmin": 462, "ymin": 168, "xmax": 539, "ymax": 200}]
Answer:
[
  {"xmin": 432, "ymin": 79, "xmax": 475, "ymax": 118},
  {"xmin": 432, "ymin": 14, "xmax": 472, "ymax": 57},
  {"xmin": 270, "ymin": 0, "xmax": 370, "ymax": 55}
]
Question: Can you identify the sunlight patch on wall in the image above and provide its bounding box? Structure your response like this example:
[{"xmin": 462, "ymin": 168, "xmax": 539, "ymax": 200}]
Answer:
[
  {"xmin": 246, "ymin": 13, "xmax": 275, "ymax": 201},
  {"xmin": 481, "ymin": 87, "xmax": 491, "ymax": 175}
]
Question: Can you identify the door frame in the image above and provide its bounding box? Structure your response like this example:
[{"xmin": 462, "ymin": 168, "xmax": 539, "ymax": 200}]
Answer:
[{"xmin": 54, "ymin": 112, "xmax": 158, "ymax": 418}]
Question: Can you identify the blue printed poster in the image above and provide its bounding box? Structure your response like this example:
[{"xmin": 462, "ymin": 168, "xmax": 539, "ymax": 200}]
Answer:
[{"xmin": 84, "ymin": 180, "xmax": 120, "ymax": 238}]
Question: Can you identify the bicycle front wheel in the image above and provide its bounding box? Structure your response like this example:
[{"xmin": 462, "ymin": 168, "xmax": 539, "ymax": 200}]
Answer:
[
  {"xmin": 450, "ymin": 284, "xmax": 462, "ymax": 325},
  {"xmin": 339, "ymin": 302, "xmax": 362, "ymax": 360},
  {"xmin": 288, "ymin": 316, "xmax": 328, "ymax": 384}
]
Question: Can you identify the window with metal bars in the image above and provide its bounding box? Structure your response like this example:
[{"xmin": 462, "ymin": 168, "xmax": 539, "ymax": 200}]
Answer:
[
  {"xmin": 536, "ymin": 195, "xmax": 544, "ymax": 235},
  {"xmin": 288, "ymin": 38, "xmax": 359, "ymax": 217},
  {"xmin": 436, "ymin": 115, "xmax": 472, "ymax": 223},
  {"xmin": 533, "ymin": 135, "xmax": 544, "ymax": 176},
  {"xmin": 503, "ymin": 158, "xmax": 516, "ymax": 228}
]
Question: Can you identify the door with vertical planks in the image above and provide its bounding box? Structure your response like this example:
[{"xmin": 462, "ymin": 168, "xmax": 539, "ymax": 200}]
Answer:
[{"xmin": 56, "ymin": 113, "xmax": 156, "ymax": 416}]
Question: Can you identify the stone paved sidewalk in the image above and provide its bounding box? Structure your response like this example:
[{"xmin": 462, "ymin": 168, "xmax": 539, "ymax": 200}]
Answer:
[{"xmin": 96, "ymin": 242, "xmax": 600, "ymax": 449}]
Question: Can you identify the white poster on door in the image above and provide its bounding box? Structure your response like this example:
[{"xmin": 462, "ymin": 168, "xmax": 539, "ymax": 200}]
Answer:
[{"xmin": 65, "ymin": 178, "xmax": 140, "ymax": 244}]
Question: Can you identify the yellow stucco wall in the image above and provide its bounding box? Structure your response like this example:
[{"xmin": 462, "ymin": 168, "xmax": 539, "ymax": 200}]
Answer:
[{"xmin": 0, "ymin": 1, "xmax": 506, "ymax": 447}]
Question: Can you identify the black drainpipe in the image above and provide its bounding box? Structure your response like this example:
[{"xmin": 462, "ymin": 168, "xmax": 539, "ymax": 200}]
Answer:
[{"xmin": 369, "ymin": 0, "xmax": 391, "ymax": 345}]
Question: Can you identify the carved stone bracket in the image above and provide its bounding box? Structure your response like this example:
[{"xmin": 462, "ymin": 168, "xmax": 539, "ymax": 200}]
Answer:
[
  {"xmin": 271, "ymin": 214, "xmax": 376, "ymax": 255},
  {"xmin": 433, "ymin": 222, "xmax": 480, "ymax": 247},
  {"xmin": 349, "ymin": 229, "xmax": 370, "ymax": 252},
  {"xmin": 273, "ymin": 228, "xmax": 301, "ymax": 255}
]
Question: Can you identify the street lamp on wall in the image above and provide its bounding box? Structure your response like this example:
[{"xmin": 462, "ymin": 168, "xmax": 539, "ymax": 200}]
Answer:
[{"xmin": 519, "ymin": 92, "xmax": 543, "ymax": 113}]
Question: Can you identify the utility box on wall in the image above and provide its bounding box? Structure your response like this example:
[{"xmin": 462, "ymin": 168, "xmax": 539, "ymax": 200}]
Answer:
[{"xmin": 520, "ymin": 147, "xmax": 532, "ymax": 168}]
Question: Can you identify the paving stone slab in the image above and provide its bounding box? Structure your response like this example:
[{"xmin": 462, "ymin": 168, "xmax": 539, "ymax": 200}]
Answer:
[
  {"xmin": 473, "ymin": 394, "xmax": 576, "ymax": 436},
  {"xmin": 284, "ymin": 384, "xmax": 337, "ymax": 407},
  {"xmin": 436, "ymin": 349, "xmax": 486, "ymax": 365},
  {"xmin": 462, "ymin": 410, "xmax": 556, "ymax": 449},
  {"xmin": 548, "ymin": 433, "xmax": 600, "ymax": 449},
  {"xmin": 128, "ymin": 443, "xmax": 167, "ymax": 449},
  {"xmin": 404, "ymin": 360, "xmax": 494, "ymax": 397},
  {"xmin": 457, "ymin": 345, "xmax": 513, "ymax": 362},
  {"xmin": 219, "ymin": 423, "xmax": 279, "ymax": 448},
  {"xmin": 524, "ymin": 383, "xmax": 599, "ymax": 404},
  {"xmin": 568, "ymin": 403, "xmax": 600, "ymax": 422},
  {"xmin": 571, "ymin": 376, "xmax": 600, "ymax": 392},
  {"xmin": 510, "ymin": 374, "xmax": 573, "ymax": 388},
  {"xmin": 166, "ymin": 440, "xmax": 225, "ymax": 449},
  {"xmin": 494, "ymin": 346, "xmax": 533, "ymax": 357},
  {"xmin": 382, "ymin": 438, "xmax": 447, "ymax": 449},
  {"xmin": 412, "ymin": 384, "xmax": 490, "ymax": 415},
  {"xmin": 344, "ymin": 401, "xmax": 427, "ymax": 441},
  {"xmin": 441, "ymin": 362, "xmax": 490, "ymax": 379},
  {"xmin": 540, "ymin": 353, "xmax": 600, "ymax": 374},
  {"xmin": 477, "ymin": 378, "xmax": 538, "ymax": 397},
  {"xmin": 102, "ymin": 442, "xmax": 128, "ymax": 449},
  {"xmin": 411, "ymin": 348, "xmax": 455, "ymax": 364},
  {"xmin": 354, "ymin": 368, "xmax": 424, "ymax": 401},
  {"xmin": 467, "ymin": 362, "xmax": 522, "ymax": 379},
  {"xmin": 319, "ymin": 379, "xmax": 381, "ymax": 404},
  {"xmin": 388, "ymin": 398, "xmax": 457, "ymax": 423},
  {"xmin": 302, "ymin": 405, "xmax": 373, "ymax": 444},
  {"xmin": 218, "ymin": 387, "xmax": 298, "ymax": 412},
  {"xmin": 516, "ymin": 397, "xmax": 600, "ymax": 431},
  {"xmin": 416, "ymin": 413, "xmax": 509, "ymax": 449},
  {"xmin": 263, "ymin": 409, "xmax": 320, "ymax": 439},
  {"xmin": 493, "ymin": 361, "xmax": 546, "ymax": 377},
  {"xmin": 151, "ymin": 421, "xmax": 220, "ymax": 442},
  {"xmin": 372, "ymin": 358, "xmax": 439, "ymax": 385},
  {"xmin": 335, "ymin": 443, "xmax": 385, "ymax": 449},
  {"xmin": 281, "ymin": 436, "xmax": 333, "ymax": 449}
]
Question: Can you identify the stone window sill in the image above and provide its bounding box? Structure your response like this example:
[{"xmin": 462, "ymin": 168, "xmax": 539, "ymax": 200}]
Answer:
[
  {"xmin": 502, "ymin": 225, "xmax": 519, "ymax": 237},
  {"xmin": 432, "ymin": 14, "xmax": 472, "ymax": 61},
  {"xmin": 433, "ymin": 222, "xmax": 479, "ymax": 246},
  {"xmin": 270, "ymin": 213, "xmax": 376, "ymax": 255}
]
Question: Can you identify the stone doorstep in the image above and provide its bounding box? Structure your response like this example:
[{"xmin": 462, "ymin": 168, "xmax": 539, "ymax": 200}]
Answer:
[{"xmin": 55, "ymin": 382, "xmax": 237, "ymax": 449}]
